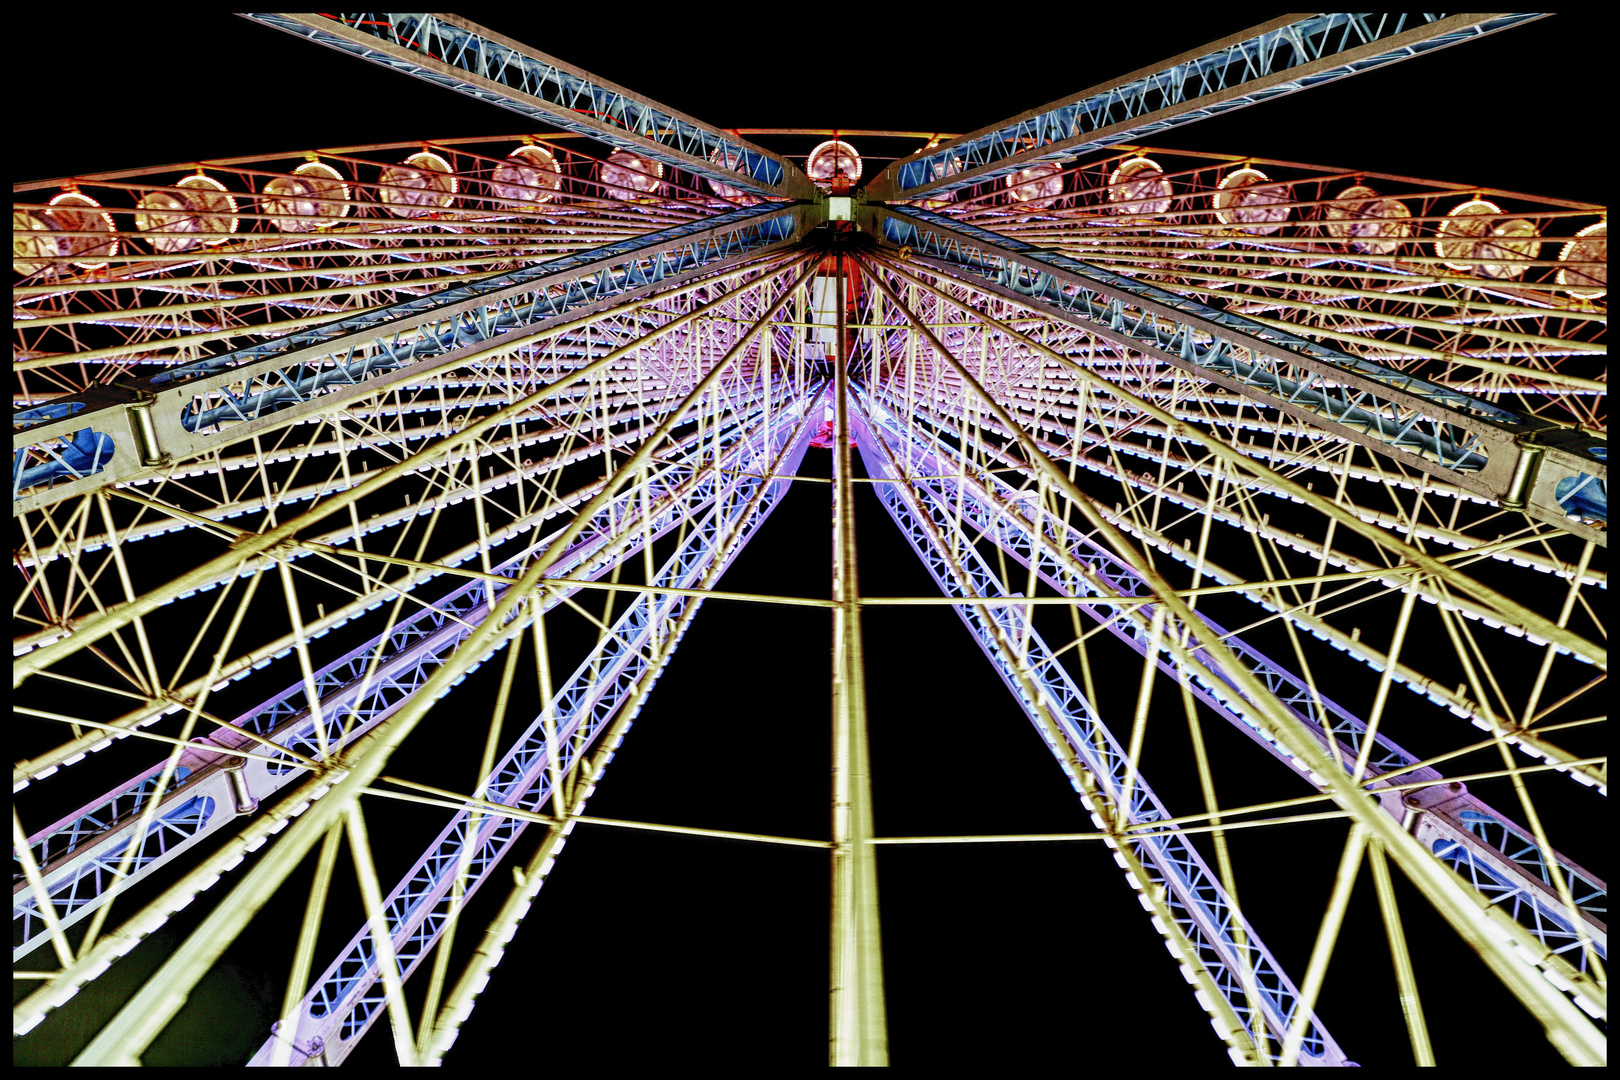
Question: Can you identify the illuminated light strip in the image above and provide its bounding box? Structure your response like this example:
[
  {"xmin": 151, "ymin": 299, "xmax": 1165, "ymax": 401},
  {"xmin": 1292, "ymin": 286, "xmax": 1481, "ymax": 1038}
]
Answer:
[
  {"xmin": 865, "ymin": 391, "xmax": 1607, "ymax": 960},
  {"xmin": 13, "ymin": 391, "xmax": 818, "ymax": 1026},
  {"xmin": 13, "ymin": 203, "xmax": 802, "ymax": 513},
  {"xmin": 250, "ymin": 390, "xmax": 819, "ymax": 1064},
  {"xmin": 953, "ymin": 385, "xmax": 1600, "ymax": 582},
  {"xmin": 873, "ymin": 209, "xmax": 1607, "ymax": 542},
  {"xmin": 861, "ymin": 389, "xmax": 1607, "ymax": 1038},
  {"xmin": 12, "ymin": 384, "xmax": 710, "ymax": 571},
  {"xmin": 10, "ymin": 386, "xmax": 790, "ymax": 670},
  {"xmin": 891, "ymin": 393, "xmax": 1608, "ymax": 667},
  {"xmin": 852, "ymin": 396, "xmax": 1345, "ymax": 1063},
  {"xmin": 12, "ymin": 389, "xmax": 801, "ymax": 797},
  {"xmin": 10, "ymin": 254, "xmax": 818, "ymax": 674},
  {"xmin": 238, "ymin": 13, "xmax": 808, "ymax": 199},
  {"xmin": 878, "ymin": 14, "xmax": 1547, "ymax": 199},
  {"xmin": 871, "ymin": 383, "xmax": 1607, "ymax": 785}
]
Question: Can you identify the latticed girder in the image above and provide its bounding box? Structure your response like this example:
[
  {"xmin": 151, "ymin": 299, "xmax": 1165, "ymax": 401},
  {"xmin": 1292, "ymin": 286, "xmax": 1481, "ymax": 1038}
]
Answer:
[
  {"xmin": 20, "ymin": 251, "xmax": 821, "ymax": 1064},
  {"xmin": 243, "ymin": 393, "xmax": 817, "ymax": 1064},
  {"xmin": 870, "ymin": 365, "xmax": 1609, "ymax": 739},
  {"xmin": 851, "ymin": 389, "xmax": 1348, "ymax": 1064},
  {"xmin": 241, "ymin": 14, "xmax": 813, "ymax": 200},
  {"xmin": 13, "ymin": 386, "xmax": 814, "ymax": 959},
  {"xmin": 10, "ymin": 8, "xmax": 1608, "ymax": 1066},
  {"xmin": 13, "ymin": 203, "xmax": 802, "ymax": 514},
  {"xmin": 859, "ymin": 384, "xmax": 1606, "ymax": 970},
  {"xmin": 14, "ymin": 381, "xmax": 749, "ymax": 580},
  {"xmin": 893, "ymin": 400, "xmax": 1605, "ymax": 776},
  {"xmin": 873, "ymin": 207, "xmax": 1607, "ymax": 545},
  {"xmin": 931, "ymin": 143, "xmax": 1605, "ymax": 433},
  {"xmin": 850, "ymin": 253, "xmax": 1607, "ymax": 1060},
  {"xmin": 872, "ymin": 13, "xmax": 1547, "ymax": 201},
  {"xmin": 855, "ymin": 251, "xmax": 1607, "ymax": 667}
]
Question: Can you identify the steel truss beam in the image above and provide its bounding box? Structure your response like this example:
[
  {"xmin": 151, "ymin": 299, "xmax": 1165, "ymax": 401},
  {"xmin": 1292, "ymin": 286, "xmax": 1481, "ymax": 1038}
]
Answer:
[
  {"xmin": 871, "ymin": 209, "xmax": 1607, "ymax": 544},
  {"xmin": 13, "ymin": 203, "xmax": 803, "ymax": 513},
  {"xmin": 14, "ymin": 383, "xmax": 738, "ymax": 575},
  {"xmin": 882, "ymin": 389, "xmax": 1607, "ymax": 778},
  {"xmin": 851, "ymin": 388, "xmax": 1350, "ymax": 1065},
  {"xmin": 856, "ymin": 251, "xmax": 1606, "ymax": 668},
  {"xmin": 881, "ymin": 354, "xmax": 1607, "ymax": 635},
  {"xmin": 858, "ymin": 386, "xmax": 1607, "ymax": 974},
  {"xmin": 243, "ymin": 390, "xmax": 817, "ymax": 1064},
  {"xmin": 871, "ymin": 13, "xmax": 1547, "ymax": 200},
  {"xmin": 854, "ymin": 258, "xmax": 1607, "ymax": 1064},
  {"xmin": 828, "ymin": 255, "xmax": 887, "ymax": 1066},
  {"xmin": 241, "ymin": 13, "xmax": 813, "ymax": 200},
  {"xmin": 13, "ymin": 385, "xmax": 813, "ymax": 959},
  {"xmin": 25, "ymin": 257, "xmax": 817, "ymax": 1063},
  {"xmin": 12, "ymin": 250, "xmax": 819, "ymax": 690}
]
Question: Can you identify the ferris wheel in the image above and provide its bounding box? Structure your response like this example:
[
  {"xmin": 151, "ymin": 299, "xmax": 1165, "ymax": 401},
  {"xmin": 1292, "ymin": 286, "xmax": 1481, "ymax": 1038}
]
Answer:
[{"xmin": 11, "ymin": 12, "xmax": 1607, "ymax": 1068}]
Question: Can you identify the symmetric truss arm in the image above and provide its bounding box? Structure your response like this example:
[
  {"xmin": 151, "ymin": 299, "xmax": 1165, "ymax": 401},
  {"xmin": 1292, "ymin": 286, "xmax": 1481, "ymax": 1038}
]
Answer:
[
  {"xmin": 854, "ymin": 391, "xmax": 1351, "ymax": 1065},
  {"xmin": 246, "ymin": 387, "xmax": 817, "ymax": 1065},
  {"xmin": 15, "ymin": 249, "xmax": 820, "ymax": 1062},
  {"xmin": 871, "ymin": 13, "xmax": 1547, "ymax": 200},
  {"xmin": 14, "ymin": 203, "xmax": 801, "ymax": 514},
  {"xmin": 857, "ymin": 382, "xmax": 1606, "ymax": 978},
  {"xmin": 848, "ymin": 252, "xmax": 1607, "ymax": 1063},
  {"xmin": 241, "ymin": 13, "xmax": 814, "ymax": 200},
  {"xmin": 13, "ymin": 381, "xmax": 810, "ymax": 960},
  {"xmin": 872, "ymin": 207, "xmax": 1607, "ymax": 545},
  {"xmin": 10, "ymin": 9, "xmax": 1607, "ymax": 1070}
]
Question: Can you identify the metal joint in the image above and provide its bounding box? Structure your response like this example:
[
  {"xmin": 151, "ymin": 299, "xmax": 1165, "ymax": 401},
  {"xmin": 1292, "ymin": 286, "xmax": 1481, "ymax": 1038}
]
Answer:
[
  {"xmin": 118, "ymin": 384, "xmax": 168, "ymax": 468},
  {"xmin": 1503, "ymin": 438, "xmax": 1547, "ymax": 511}
]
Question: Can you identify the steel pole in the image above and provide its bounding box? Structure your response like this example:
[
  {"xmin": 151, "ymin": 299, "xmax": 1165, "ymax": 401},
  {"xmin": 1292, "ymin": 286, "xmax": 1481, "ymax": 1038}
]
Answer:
[{"xmin": 829, "ymin": 250, "xmax": 888, "ymax": 1066}]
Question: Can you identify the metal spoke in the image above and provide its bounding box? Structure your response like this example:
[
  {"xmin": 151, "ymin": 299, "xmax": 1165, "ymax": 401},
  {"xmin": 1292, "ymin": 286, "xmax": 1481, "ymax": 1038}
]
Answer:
[{"xmin": 12, "ymin": 13, "xmax": 1606, "ymax": 1070}]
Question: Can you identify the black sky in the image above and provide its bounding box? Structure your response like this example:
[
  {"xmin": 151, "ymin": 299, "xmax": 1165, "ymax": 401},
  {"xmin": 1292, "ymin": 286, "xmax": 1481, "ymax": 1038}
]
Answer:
[{"xmin": 12, "ymin": 12, "xmax": 1606, "ymax": 1069}]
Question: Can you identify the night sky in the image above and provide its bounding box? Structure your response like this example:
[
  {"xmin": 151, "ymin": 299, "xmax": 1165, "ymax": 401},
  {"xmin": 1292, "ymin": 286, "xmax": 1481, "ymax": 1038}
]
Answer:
[{"xmin": 12, "ymin": 13, "xmax": 1605, "ymax": 1068}]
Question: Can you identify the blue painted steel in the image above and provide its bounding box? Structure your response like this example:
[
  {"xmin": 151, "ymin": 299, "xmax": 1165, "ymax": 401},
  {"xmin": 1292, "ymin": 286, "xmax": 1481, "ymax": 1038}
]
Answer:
[
  {"xmin": 887, "ymin": 13, "xmax": 1545, "ymax": 198},
  {"xmin": 880, "ymin": 207, "xmax": 1527, "ymax": 467},
  {"xmin": 15, "ymin": 384, "xmax": 703, "ymax": 601},
  {"xmin": 1435, "ymin": 816, "xmax": 1608, "ymax": 970},
  {"xmin": 13, "ymin": 203, "xmax": 798, "ymax": 504},
  {"xmin": 875, "ymin": 208, "xmax": 1608, "ymax": 535},
  {"xmin": 861, "ymin": 386, "xmax": 1607, "ymax": 966},
  {"xmin": 852, "ymin": 392, "xmax": 1340, "ymax": 1063},
  {"xmin": 11, "ymin": 402, "xmax": 115, "ymax": 497},
  {"xmin": 246, "ymin": 387, "xmax": 818, "ymax": 1065},
  {"xmin": 13, "ymin": 794, "xmax": 215, "ymax": 960},
  {"xmin": 1556, "ymin": 459, "xmax": 1607, "ymax": 522},
  {"xmin": 13, "ymin": 388, "xmax": 810, "ymax": 959},
  {"xmin": 242, "ymin": 13, "xmax": 798, "ymax": 197}
]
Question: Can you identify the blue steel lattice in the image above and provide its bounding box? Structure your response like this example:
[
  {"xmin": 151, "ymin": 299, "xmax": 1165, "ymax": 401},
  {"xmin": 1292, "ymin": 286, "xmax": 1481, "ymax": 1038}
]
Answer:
[
  {"xmin": 859, "ymin": 385, "xmax": 1607, "ymax": 968},
  {"xmin": 242, "ymin": 13, "xmax": 799, "ymax": 197},
  {"xmin": 886, "ymin": 13, "xmax": 1546, "ymax": 198},
  {"xmin": 252, "ymin": 387, "xmax": 818, "ymax": 1063},
  {"xmin": 11, "ymin": 393, "xmax": 807, "ymax": 961},
  {"xmin": 8, "ymin": 10, "xmax": 1607, "ymax": 1070},
  {"xmin": 12, "ymin": 204, "xmax": 796, "ymax": 504},
  {"xmin": 853, "ymin": 391, "xmax": 1337, "ymax": 1063},
  {"xmin": 879, "ymin": 208, "xmax": 1533, "ymax": 471}
]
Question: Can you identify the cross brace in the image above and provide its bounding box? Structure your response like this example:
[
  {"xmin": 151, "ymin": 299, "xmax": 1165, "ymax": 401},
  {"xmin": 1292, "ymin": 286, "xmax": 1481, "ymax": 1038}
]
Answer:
[
  {"xmin": 13, "ymin": 391, "xmax": 811, "ymax": 959},
  {"xmin": 241, "ymin": 13, "xmax": 814, "ymax": 200},
  {"xmin": 872, "ymin": 13, "xmax": 1547, "ymax": 200},
  {"xmin": 247, "ymin": 390, "xmax": 814, "ymax": 1064},
  {"xmin": 13, "ymin": 203, "xmax": 803, "ymax": 514},
  {"xmin": 862, "ymin": 389, "xmax": 1606, "ymax": 968},
  {"xmin": 872, "ymin": 207, "xmax": 1607, "ymax": 545}
]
